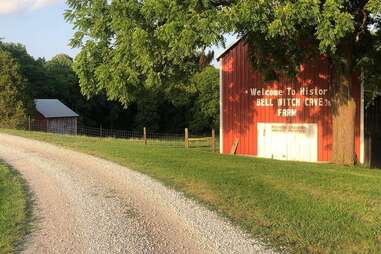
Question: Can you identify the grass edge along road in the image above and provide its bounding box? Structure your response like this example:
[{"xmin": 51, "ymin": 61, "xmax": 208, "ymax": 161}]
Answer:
[
  {"xmin": 2, "ymin": 129, "xmax": 381, "ymax": 254},
  {"xmin": 0, "ymin": 161, "xmax": 29, "ymax": 254}
]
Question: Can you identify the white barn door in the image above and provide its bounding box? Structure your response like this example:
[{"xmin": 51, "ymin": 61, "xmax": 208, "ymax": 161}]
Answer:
[{"xmin": 257, "ymin": 123, "xmax": 318, "ymax": 162}]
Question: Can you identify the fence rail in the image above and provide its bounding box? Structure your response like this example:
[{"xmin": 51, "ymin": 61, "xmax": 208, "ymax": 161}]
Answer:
[{"xmin": 27, "ymin": 121, "xmax": 217, "ymax": 151}]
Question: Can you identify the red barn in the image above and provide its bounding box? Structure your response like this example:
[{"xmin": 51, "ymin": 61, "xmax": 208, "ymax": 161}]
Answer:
[{"xmin": 218, "ymin": 39, "xmax": 365, "ymax": 163}]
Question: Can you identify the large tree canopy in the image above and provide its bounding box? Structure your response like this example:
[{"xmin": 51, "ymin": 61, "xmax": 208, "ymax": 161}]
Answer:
[
  {"xmin": 229, "ymin": 0, "xmax": 381, "ymax": 165},
  {"xmin": 65, "ymin": 0, "xmax": 381, "ymax": 96},
  {"xmin": 65, "ymin": 0, "xmax": 224, "ymax": 105},
  {"xmin": 230, "ymin": 0, "xmax": 381, "ymax": 82},
  {"xmin": 66, "ymin": 0, "xmax": 381, "ymax": 163}
]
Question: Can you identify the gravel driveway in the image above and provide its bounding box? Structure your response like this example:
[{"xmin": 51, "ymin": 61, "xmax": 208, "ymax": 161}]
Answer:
[{"xmin": 0, "ymin": 133, "xmax": 273, "ymax": 254}]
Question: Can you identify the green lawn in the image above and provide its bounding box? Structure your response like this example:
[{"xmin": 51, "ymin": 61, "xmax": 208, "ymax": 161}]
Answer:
[
  {"xmin": 0, "ymin": 161, "xmax": 29, "ymax": 254},
  {"xmin": 2, "ymin": 129, "xmax": 381, "ymax": 253}
]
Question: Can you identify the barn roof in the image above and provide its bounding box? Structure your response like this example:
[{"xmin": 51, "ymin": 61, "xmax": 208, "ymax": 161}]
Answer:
[
  {"xmin": 216, "ymin": 37, "xmax": 243, "ymax": 61},
  {"xmin": 34, "ymin": 99, "xmax": 79, "ymax": 118}
]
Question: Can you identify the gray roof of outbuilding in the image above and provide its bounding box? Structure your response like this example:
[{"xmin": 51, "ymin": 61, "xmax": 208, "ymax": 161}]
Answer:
[{"xmin": 34, "ymin": 99, "xmax": 79, "ymax": 118}]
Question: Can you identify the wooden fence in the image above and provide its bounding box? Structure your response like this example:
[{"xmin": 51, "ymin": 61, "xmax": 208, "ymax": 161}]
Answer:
[
  {"xmin": 184, "ymin": 128, "xmax": 216, "ymax": 152},
  {"xmin": 27, "ymin": 121, "xmax": 217, "ymax": 151}
]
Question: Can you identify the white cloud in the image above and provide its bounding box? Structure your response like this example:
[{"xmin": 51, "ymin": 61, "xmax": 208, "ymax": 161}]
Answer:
[{"xmin": 0, "ymin": 0, "xmax": 61, "ymax": 15}]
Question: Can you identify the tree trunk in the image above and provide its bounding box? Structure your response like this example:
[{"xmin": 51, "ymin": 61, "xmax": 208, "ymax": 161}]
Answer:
[{"xmin": 331, "ymin": 73, "xmax": 356, "ymax": 165}]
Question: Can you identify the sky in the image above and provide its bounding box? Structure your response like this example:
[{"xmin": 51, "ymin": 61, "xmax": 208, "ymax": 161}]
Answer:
[
  {"xmin": 0, "ymin": 0, "xmax": 235, "ymax": 65},
  {"xmin": 0, "ymin": 0, "xmax": 79, "ymax": 60}
]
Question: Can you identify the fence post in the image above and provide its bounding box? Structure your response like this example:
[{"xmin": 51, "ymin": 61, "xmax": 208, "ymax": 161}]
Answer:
[
  {"xmin": 144, "ymin": 127, "xmax": 147, "ymax": 145},
  {"xmin": 100, "ymin": 125, "xmax": 103, "ymax": 137},
  {"xmin": 211, "ymin": 129, "xmax": 216, "ymax": 152},
  {"xmin": 185, "ymin": 128, "xmax": 189, "ymax": 148},
  {"xmin": 28, "ymin": 115, "xmax": 31, "ymax": 131}
]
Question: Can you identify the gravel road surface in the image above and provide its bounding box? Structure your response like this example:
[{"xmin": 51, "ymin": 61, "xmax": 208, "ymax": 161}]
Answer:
[{"xmin": 0, "ymin": 133, "xmax": 273, "ymax": 254}]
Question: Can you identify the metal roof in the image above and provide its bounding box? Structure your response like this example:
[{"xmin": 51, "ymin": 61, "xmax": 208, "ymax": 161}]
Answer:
[
  {"xmin": 34, "ymin": 99, "xmax": 79, "ymax": 118},
  {"xmin": 216, "ymin": 37, "xmax": 243, "ymax": 61}
]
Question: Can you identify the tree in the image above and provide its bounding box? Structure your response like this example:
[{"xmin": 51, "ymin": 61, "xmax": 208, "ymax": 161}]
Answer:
[
  {"xmin": 189, "ymin": 66, "xmax": 220, "ymax": 132},
  {"xmin": 44, "ymin": 53, "xmax": 139, "ymax": 129},
  {"xmin": 229, "ymin": 0, "xmax": 381, "ymax": 164},
  {"xmin": 0, "ymin": 41, "xmax": 50, "ymax": 99},
  {"xmin": 0, "ymin": 50, "xmax": 30, "ymax": 128},
  {"xmin": 64, "ymin": 0, "xmax": 222, "ymax": 106},
  {"xmin": 44, "ymin": 54, "xmax": 83, "ymax": 108},
  {"xmin": 66, "ymin": 0, "xmax": 381, "ymax": 164}
]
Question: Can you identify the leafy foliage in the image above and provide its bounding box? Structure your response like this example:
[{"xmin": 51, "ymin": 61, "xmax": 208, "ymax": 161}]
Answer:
[
  {"xmin": 189, "ymin": 66, "xmax": 220, "ymax": 131},
  {"xmin": 0, "ymin": 50, "xmax": 30, "ymax": 128},
  {"xmin": 229, "ymin": 0, "xmax": 381, "ymax": 83},
  {"xmin": 64, "ymin": 0, "xmax": 381, "ymax": 164},
  {"xmin": 44, "ymin": 54, "xmax": 81, "ymax": 105},
  {"xmin": 65, "ymin": 0, "xmax": 381, "ymax": 96},
  {"xmin": 0, "ymin": 42, "xmax": 51, "ymax": 99},
  {"xmin": 0, "ymin": 39, "xmax": 219, "ymax": 132},
  {"xmin": 64, "ymin": 0, "xmax": 223, "ymax": 106}
]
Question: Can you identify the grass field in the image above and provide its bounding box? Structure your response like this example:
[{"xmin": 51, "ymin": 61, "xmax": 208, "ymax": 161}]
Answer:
[
  {"xmin": 0, "ymin": 161, "xmax": 29, "ymax": 254},
  {"xmin": 2, "ymin": 129, "xmax": 381, "ymax": 253}
]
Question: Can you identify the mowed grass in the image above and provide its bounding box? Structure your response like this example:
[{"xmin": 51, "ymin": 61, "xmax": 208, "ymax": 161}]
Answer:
[
  {"xmin": 2, "ymin": 129, "xmax": 381, "ymax": 253},
  {"xmin": 0, "ymin": 161, "xmax": 29, "ymax": 254}
]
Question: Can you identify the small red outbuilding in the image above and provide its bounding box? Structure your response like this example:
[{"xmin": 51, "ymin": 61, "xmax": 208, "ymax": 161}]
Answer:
[
  {"xmin": 34, "ymin": 99, "xmax": 79, "ymax": 135},
  {"xmin": 218, "ymin": 39, "xmax": 364, "ymax": 163}
]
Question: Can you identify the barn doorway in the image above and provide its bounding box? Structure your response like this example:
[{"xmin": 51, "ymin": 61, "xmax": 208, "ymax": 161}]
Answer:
[
  {"xmin": 257, "ymin": 123, "xmax": 318, "ymax": 162},
  {"xmin": 365, "ymin": 96, "xmax": 381, "ymax": 168}
]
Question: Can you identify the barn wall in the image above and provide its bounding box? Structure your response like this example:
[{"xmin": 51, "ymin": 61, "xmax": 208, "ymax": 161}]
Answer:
[
  {"xmin": 35, "ymin": 112, "xmax": 48, "ymax": 131},
  {"xmin": 47, "ymin": 117, "xmax": 77, "ymax": 135},
  {"xmin": 221, "ymin": 41, "xmax": 361, "ymax": 162}
]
